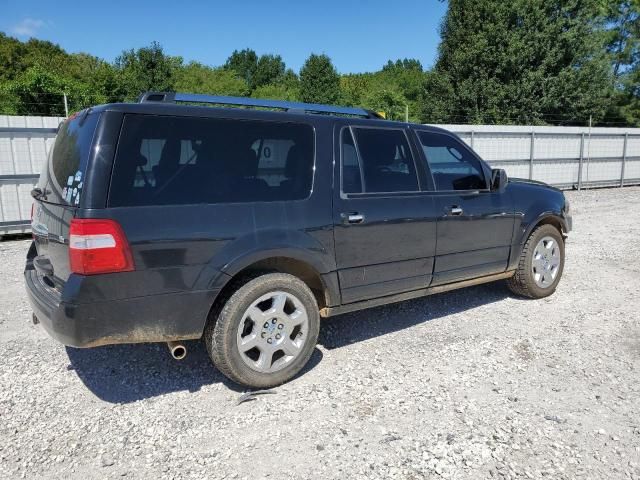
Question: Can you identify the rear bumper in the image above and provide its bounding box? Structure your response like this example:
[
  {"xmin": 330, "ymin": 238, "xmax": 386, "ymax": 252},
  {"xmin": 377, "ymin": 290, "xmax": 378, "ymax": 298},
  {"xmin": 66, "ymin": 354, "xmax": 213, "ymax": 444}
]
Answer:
[{"xmin": 25, "ymin": 268, "xmax": 218, "ymax": 348}]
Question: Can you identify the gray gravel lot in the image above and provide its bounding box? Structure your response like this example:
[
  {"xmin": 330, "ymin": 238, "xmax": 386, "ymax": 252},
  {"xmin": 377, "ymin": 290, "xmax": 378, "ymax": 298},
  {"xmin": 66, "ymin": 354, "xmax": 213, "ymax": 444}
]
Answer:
[{"xmin": 1, "ymin": 187, "xmax": 640, "ymax": 480}]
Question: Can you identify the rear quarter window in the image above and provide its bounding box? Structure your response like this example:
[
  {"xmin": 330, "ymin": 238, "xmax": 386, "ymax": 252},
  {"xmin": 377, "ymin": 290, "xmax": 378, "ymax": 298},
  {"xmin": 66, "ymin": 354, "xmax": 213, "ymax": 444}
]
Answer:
[
  {"xmin": 39, "ymin": 111, "xmax": 100, "ymax": 206},
  {"xmin": 108, "ymin": 114, "xmax": 315, "ymax": 207}
]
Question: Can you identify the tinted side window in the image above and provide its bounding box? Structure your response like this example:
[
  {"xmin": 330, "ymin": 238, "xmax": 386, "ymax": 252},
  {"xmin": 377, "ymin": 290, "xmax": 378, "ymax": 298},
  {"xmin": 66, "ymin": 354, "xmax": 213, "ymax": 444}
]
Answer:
[
  {"xmin": 341, "ymin": 128, "xmax": 362, "ymax": 193},
  {"xmin": 251, "ymin": 138, "xmax": 295, "ymax": 186},
  {"xmin": 343, "ymin": 128, "xmax": 418, "ymax": 193},
  {"xmin": 417, "ymin": 131, "xmax": 486, "ymax": 191},
  {"xmin": 109, "ymin": 115, "xmax": 314, "ymax": 206}
]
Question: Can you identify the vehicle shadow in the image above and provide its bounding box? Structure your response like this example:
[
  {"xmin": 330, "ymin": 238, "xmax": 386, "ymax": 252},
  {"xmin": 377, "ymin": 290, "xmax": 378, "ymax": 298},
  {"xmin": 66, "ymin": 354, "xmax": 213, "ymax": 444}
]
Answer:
[
  {"xmin": 67, "ymin": 281, "xmax": 512, "ymax": 404},
  {"xmin": 318, "ymin": 281, "xmax": 512, "ymax": 350},
  {"xmin": 66, "ymin": 341, "xmax": 324, "ymax": 404}
]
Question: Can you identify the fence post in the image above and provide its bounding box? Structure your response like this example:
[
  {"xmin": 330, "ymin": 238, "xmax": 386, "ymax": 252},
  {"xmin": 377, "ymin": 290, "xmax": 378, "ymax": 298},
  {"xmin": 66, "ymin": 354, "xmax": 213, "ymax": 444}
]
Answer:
[
  {"xmin": 620, "ymin": 133, "xmax": 628, "ymax": 187},
  {"xmin": 470, "ymin": 130, "xmax": 475, "ymax": 149},
  {"xmin": 529, "ymin": 131, "xmax": 535, "ymax": 180},
  {"xmin": 577, "ymin": 133, "xmax": 584, "ymax": 191},
  {"xmin": 63, "ymin": 93, "xmax": 69, "ymax": 118}
]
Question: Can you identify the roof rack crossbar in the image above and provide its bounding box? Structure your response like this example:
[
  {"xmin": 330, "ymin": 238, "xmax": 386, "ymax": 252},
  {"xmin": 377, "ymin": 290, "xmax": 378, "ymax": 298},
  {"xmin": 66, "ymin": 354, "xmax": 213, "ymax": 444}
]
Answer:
[{"xmin": 138, "ymin": 91, "xmax": 382, "ymax": 118}]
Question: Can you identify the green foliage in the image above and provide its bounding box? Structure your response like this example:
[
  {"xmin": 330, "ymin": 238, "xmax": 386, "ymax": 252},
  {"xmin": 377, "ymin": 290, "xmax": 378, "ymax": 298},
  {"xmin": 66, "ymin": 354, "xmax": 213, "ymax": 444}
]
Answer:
[
  {"xmin": 300, "ymin": 54, "xmax": 340, "ymax": 104},
  {"xmin": 2, "ymin": 66, "xmax": 96, "ymax": 116},
  {"xmin": 174, "ymin": 62, "xmax": 249, "ymax": 96},
  {"xmin": 605, "ymin": 0, "xmax": 639, "ymax": 77},
  {"xmin": 0, "ymin": 4, "xmax": 638, "ymax": 127},
  {"xmin": 224, "ymin": 49, "xmax": 258, "ymax": 87},
  {"xmin": 251, "ymin": 83, "xmax": 298, "ymax": 101},
  {"xmin": 114, "ymin": 41, "xmax": 180, "ymax": 100},
  {"xmin": 0, "ymin": 33, "xmax": 26, "ymax": 83},
  {"xmin": 603, "ymin": 0, "xmax": 640, "ymax": 125},
  {"xmin": 224, "ymin": 49, "xmax": 287, "ymax": 90},
  {"xmin": 430, "ymin": 0, "xmax": 615, "ymax": 125},
  {"xmin": 363, "ymin": 88, "xmax": 408, "ymax": 121},
  {"xmin": 620, "ymin": 67, "xmax": 640, "ymax": 124},
  {"xmin": 382, "ymin": 58, "xmax": 423, "ymax": 73},
  {"xmin": 340, "ymin": 60, "xmax": 426, "ymax": 121},
  {"xmin": 419, "ymin": 71, "xmax": 455, "ymax": 123},
  {"xmin": 253, "ymin": 54, "xmax": 286, "ymax": 89}
]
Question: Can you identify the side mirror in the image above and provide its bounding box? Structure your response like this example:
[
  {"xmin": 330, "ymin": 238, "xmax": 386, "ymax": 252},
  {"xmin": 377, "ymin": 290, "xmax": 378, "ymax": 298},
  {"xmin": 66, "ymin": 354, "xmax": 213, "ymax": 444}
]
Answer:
[{"xmin": 491, "ymin": 168, "xmax": 508, "ymax": 191}]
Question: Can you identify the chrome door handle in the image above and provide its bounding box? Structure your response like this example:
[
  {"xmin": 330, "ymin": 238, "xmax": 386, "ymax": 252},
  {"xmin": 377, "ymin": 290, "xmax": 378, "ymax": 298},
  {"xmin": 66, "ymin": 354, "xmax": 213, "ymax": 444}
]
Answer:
[
  {"xmin": 342, "ymin": 213, "xmax": 365, "ymax": 224},
  {"xmin": 449, "ymin": 206, "xmax": 463, "ymax": 216}
]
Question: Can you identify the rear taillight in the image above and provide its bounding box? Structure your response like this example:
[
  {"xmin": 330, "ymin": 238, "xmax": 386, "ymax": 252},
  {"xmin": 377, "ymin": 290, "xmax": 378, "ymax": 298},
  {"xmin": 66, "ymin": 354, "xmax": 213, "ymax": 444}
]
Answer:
[{"xmin": 69, "ymin": 219, "xmax": 134, "ymax": 275}]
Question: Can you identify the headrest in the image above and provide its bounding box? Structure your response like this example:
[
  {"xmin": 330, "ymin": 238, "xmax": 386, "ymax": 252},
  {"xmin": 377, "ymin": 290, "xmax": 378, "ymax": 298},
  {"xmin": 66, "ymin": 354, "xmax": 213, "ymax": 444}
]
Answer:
[
  {"xmin": 134, "ymin": 153, "xmax": 148, "ymax": 167},
  {"xmin": 159, "ymin": 139, "xmax": 181, "ymax": 168}
]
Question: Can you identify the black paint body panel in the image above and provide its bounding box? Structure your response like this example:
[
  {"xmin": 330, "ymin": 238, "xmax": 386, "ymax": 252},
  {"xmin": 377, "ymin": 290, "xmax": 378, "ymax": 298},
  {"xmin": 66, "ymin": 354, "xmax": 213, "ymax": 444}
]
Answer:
[{"xmin": 25, "ymin": 102, "xmax": 571, "ymax": 347}]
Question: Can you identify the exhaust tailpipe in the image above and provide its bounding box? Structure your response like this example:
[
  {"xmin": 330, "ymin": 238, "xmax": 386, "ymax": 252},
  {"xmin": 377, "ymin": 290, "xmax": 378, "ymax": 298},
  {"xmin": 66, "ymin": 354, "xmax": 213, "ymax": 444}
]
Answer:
[{"xmin": 167, "ymin": 341, "xmax": 187, "ymax": 360}]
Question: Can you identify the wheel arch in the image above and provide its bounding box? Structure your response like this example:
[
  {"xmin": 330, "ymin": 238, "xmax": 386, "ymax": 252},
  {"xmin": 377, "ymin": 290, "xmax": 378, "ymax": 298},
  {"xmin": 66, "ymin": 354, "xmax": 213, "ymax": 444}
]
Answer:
[
  {"xmin": 523, "ymin": 212, "xmax": 568, "ymax": 243},
  {"xmin": 508, "ymin": 212, "xmax": 568, "ymax": 271},
  {"xmin": 211, "ymin": 253, "xmax": 340, "ymax": 318}
]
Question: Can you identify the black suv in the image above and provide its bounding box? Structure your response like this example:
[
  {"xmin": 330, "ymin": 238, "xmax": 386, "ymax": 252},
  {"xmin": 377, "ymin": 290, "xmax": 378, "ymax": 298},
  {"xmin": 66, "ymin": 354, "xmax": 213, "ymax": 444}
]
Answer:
[{"xmin": 25, "ymin": 92, "xmax": 572, "ymax": 388}]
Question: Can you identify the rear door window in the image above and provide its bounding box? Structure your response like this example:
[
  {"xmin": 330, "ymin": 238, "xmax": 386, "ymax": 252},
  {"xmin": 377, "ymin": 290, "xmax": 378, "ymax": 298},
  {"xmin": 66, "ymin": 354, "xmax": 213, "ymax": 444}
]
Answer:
[
  {"xmin": 417, "ymin": 131, "xmax": 486, "ymax": 191},
  {"xmin": 39, "ymin": 111, "xmax": 99, "ymax": 206},
  {"xmin": 341, "ymin": 127, "xmax": 419, "ymax": 193},
  {"xmin": 108, "ymin": 115, "xmax": 314, "ymax": 206}
]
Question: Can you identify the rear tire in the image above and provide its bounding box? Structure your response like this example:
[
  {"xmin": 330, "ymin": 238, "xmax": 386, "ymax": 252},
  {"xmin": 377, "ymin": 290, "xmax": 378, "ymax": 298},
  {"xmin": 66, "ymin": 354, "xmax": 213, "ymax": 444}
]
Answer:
[
  {"xmin": 507, "ymin": 224, "xmax": 565, "ymax": 299},
  {"xmin": 204, "ymin": 273, "xmax": 320, "ymax": 388}
]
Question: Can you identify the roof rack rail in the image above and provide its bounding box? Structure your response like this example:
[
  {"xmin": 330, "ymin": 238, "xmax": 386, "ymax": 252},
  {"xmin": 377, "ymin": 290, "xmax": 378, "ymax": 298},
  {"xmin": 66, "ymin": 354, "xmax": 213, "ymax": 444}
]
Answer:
[{"xmin": 137, "ymin": 91, "xmax": 384, "ymax": 119}]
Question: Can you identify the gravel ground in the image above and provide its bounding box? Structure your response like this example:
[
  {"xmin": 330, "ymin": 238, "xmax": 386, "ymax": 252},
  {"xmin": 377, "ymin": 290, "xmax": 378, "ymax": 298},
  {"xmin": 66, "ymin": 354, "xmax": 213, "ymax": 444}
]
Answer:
[{"xmin": 1, "ymin": 186, "xmax": 639, "ymax": 480}]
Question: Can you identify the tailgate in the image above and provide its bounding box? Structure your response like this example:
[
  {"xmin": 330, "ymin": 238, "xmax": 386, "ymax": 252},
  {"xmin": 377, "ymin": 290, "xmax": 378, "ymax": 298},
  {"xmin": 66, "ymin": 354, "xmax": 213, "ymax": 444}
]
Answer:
[{"xmin": 30, "ymin": 111, "xmax": 100, "ymax": 286}]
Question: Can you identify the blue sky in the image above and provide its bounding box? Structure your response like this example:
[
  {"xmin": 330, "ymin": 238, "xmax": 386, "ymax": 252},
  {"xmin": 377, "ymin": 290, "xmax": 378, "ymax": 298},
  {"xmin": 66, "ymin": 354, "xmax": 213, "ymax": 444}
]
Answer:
[{"xmin": 2, "ymin": 0, "xmax": 447, "ymax": 73}]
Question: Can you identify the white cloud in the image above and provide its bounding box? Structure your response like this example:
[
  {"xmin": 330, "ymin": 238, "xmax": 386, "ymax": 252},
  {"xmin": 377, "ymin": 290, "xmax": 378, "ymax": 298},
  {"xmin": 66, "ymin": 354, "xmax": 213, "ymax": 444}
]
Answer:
[{"xmin": 11, "ymin": 18, "xmax": 45, "ymax": 37}]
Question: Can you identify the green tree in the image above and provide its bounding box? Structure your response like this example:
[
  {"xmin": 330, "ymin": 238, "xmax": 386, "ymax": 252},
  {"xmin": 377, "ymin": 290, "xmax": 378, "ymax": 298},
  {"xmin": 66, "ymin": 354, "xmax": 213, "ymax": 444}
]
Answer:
[
  {"xmin": 619, "ymin": 66, "xmax": 640, "ymax": 125},
  {"xmin": 253, "ymin": 54, "xmax": 286, "ymax": 89},
  {"xmin": 382, "ymin": 58, "xmax": 423, "ymax": 73},
  {"xmin": 379, "ymin": 59, "xmax": 424, "ymax": 102},
  {"xmin": 2, "ymin": 66, "xmax": 98, "ymax": 116},
  {"xmin": 114, "ymin": 41, "xmax": 180, "ymax": 100},
  {"xmin": 251, "ymin": 69, "xmax": 300, "ymax": 100},
  {"xmin": 605, "ymin": 0, "xmax": 639, "ymax": 78},
  {"xmin": 431, "ymin": 0, "xmax": 613, "ymax": 125},
  {"xmin": 604, "ymin": 0, "xmax": 640, "ymax": 125},
  {"xmin": 224, "ymin": 48, "xmax": 258, "ymax": 87},
  {"xmin": 299, "ymin": 54, "xmax": 340, "ymax": 104},
  {"xmin": 225, "ymin": 50, "xmax": 288, "ymax": 91},
  {"xmin": 340, "ymin": 61, "xmax": 424, "ymax": 122},
  {"xmin": 340, "ymin": 73, "xmax": 373, "ymax": 107},
  {"xmin": 0, "ymin": 33, "xmax": 25, "ymax": 82},
  {"xmin": 420, "ymin": 70, "xmax": 455, "ymax": 123},
  {"xmin": 174, "ymin": 62, "xmax": 249, "ymax": 96},
  {"xmin": 362, "ymin": 87, "xmax": 408, "ymax": 120},
  {"xmin": 251, "ymin": 83, "xmax": 298, "ymax": 101}
]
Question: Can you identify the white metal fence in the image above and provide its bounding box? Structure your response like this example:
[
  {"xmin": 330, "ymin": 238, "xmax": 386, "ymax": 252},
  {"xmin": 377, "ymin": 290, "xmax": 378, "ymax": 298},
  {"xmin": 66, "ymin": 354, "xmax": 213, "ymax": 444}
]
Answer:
[
  {"xmin": 437, "ymin": 124, "xmax": 640, "ymax": 189},
  {"xmin": 0, "ymin": 117, "xmax": 639, "ymax": 235},
  {"xmin": 0, "ymin": 115, "xmax": 64, "ymax": 235}
]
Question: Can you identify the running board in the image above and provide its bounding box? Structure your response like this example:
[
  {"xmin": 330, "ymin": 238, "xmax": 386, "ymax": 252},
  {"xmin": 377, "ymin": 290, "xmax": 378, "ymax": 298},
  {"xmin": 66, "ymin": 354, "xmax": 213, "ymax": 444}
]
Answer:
[{"xmin": 319, "ymin": 270, "xmax": 515, "ymax": 318}]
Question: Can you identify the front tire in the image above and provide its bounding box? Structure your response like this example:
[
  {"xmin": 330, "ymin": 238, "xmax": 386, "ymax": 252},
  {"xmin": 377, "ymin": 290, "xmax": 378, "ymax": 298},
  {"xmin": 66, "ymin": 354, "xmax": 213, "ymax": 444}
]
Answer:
[
  {"xmin": 204, "ymin": 273, "xmax": 320, "ymax": 388},
  {"xmin": 507, "ymin": 224, "xmax": 565, "ymax": 299}
]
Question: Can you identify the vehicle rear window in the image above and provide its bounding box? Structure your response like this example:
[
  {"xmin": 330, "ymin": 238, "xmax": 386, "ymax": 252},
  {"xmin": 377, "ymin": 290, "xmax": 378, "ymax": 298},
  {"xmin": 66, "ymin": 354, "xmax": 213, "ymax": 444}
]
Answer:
[
  {"xmin": 108, "ymin": 115, "xmax": 315, "ymax": 207},
  {"xmin": 39, "ymin": 111, "xmax": 99, "ymax": 205}
]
